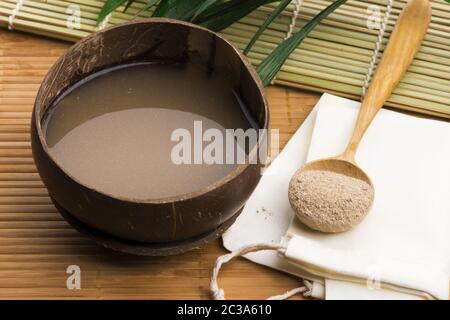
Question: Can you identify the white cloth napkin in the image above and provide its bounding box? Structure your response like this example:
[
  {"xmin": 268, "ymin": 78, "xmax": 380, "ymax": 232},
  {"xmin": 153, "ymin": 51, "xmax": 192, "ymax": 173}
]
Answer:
[{"xmin": 222, "ymin": 93, "xmax": 450, "ymax": 300}]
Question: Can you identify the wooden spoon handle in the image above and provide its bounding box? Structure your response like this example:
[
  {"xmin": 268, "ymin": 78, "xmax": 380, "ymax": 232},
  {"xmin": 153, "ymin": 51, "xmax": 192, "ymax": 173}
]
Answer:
[{"xmin": 341, "ymin": 0, "xmax": 431, "ymax": 161}]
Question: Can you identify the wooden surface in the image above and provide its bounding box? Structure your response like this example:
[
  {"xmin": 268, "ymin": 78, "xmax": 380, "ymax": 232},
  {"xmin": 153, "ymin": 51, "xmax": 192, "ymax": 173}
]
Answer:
[{"xmin": 0, "ymin": 29, "xmax": 319, "ymax": 299}]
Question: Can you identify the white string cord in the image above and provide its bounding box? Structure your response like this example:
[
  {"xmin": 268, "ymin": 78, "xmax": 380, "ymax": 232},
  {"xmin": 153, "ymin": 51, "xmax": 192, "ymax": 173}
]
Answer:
[
  {"xmin": 362, "ymin": 0, "xmax": 394, "ymax": 98},
  {"xmin": 285, "ymin": 0, "xmax": 304, "ymax": 40},
  {"xmin": 8, "ymin": 0, "xmax": 26, "ymax": 30},
  {"xmin": 210, "ymin": 243, "xmax": 313, "ymax": 300}
]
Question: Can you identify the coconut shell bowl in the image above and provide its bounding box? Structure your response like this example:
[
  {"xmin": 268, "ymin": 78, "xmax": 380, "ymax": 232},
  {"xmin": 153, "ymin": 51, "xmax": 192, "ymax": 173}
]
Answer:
[{"xmin": 31, "ymin": 19, "xmax": 269, "ymax": 256}]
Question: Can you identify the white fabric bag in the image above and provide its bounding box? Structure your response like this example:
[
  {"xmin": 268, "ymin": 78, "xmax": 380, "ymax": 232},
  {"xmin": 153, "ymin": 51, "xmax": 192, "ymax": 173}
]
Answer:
[{"xmin": 222, "ymin": 94, "xmax": 450, "ymax": 300}]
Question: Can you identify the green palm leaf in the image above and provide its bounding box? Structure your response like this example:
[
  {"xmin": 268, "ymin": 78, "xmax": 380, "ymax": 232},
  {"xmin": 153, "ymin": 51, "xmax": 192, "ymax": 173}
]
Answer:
[
  {"xmin": 152, "ymin": 0, "xmax": 172, "ymax": 17},
  {"xmin": 257, "ymin": 0, "xmax": 347, "ymax": 86},
  {"xmin": 135, "ymin": 0, "xmax": 159, "ymax": 17},
  {"xmin": 244, "ymin": 0, "xmax": 292, "ymax": 55},
  {"xmin": 193, "ymin": 0, "xmax": 219, "ymax": 19},
  {"xmin": 152, "ymin": 0, "xmax": 205, "ymax": 21},
  {"xmin": 194, "ymin": 0, "xmax": 279, "ymax": 32}
]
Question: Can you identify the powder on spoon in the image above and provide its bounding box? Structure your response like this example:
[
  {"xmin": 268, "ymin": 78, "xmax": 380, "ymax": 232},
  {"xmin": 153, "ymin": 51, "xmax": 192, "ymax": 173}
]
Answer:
[{"xmin": 288, "ymin": 169, "xmax": 374, "ymax": 233}]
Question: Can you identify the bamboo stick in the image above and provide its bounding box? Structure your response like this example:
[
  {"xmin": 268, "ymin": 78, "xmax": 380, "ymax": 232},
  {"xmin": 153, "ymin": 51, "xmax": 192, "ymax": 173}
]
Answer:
[
  {"xmin": 0, "ymin": 173, "xmax": 40, "ymax": 180},
  {"xmin": 0, "ymin": 188, "xmax": 47, "ymax": 196},
  {"xmin": 0, "ymin": 180, "xmax": 44, "ymax": 188},
  {"xmin": 0, "ymin": 133, "xmax": 31, "ymax": 141}
]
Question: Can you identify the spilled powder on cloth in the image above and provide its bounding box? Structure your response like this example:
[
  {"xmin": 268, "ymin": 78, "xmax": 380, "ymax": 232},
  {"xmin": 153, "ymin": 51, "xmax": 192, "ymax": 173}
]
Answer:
[{"xmin": 289, "ymin": 170, "xmax": 374, "ymax": 233}]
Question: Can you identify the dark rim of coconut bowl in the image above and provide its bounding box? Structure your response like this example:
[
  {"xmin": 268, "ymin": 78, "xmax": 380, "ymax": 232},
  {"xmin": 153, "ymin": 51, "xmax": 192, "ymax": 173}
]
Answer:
[{"xmin": 34, "ymin": 18, "xmax": 270, "ymax": 205}]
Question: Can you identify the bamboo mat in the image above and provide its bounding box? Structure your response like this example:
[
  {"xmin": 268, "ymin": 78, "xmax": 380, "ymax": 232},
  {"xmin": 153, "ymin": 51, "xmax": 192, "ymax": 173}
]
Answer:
[
  {"xmin": 0, "ymin": 0, "xmax": 448, "ymax": 118},
  {"xmin": 0, "ymin": 29, "xmax": 321, "ymax": 299}
]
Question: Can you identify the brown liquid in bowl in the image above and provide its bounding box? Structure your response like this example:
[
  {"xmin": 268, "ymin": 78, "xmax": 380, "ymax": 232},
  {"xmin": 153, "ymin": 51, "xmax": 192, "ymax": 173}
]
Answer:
[{"xmin": 43, "ymin": 62, "xmax": 255, "ymax": 200}]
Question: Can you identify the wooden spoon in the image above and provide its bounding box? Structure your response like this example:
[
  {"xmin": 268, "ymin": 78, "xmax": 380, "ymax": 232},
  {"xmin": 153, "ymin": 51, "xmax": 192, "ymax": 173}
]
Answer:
[{"xmin": 288, "ymin": 0, "xmax": 432, "ymax": 233}]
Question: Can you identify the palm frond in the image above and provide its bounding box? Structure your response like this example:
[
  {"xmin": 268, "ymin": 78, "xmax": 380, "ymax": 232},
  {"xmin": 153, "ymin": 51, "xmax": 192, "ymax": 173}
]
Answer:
[
  {"xmin": 194, "ymin": 0, "xmax": 279, "ymax": 32},
  {"xmin": 193, "ymin": 0, "xmax": 219, "ymax": 19},
  {"xmin": 135, "ymin": 0, "xmax": 160, "ymax": 17},
  {"xmin": 152, "ymin": 0, "xmax": 205, "ymax": 21},
  {"xmin": 257, "ymin": 0, "xmax": 347, "ymax": 86},
  {"xmin": 244, "ymin": 0, "xmax": 292, "ymax": 55}
]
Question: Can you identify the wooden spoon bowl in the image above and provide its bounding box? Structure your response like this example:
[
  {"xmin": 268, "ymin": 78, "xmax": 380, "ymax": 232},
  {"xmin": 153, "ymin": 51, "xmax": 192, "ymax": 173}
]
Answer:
[
  {"xmin": 298, "ymin": 158, "xmax": 373, "ymax": 184},
  {"xmin": 289, "ymin": 158, "xmax": 375, "ymax": 232}
]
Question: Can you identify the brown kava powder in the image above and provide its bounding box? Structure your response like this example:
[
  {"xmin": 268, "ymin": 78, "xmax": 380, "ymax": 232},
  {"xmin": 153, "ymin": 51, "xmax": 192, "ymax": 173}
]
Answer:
[{"xmin": 289, "ymin": 169, "xmax": 374, "ymax": 233}]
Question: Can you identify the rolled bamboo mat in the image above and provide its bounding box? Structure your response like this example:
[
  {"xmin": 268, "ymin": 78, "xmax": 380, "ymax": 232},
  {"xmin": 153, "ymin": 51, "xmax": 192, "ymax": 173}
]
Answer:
[
  {"xmin": 0, "ymin": 0, "xmax": 448, "ymax": 118},
  {"xmin": 0, "ymin": 29, "xmax": 319, "ymax": 299}
]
